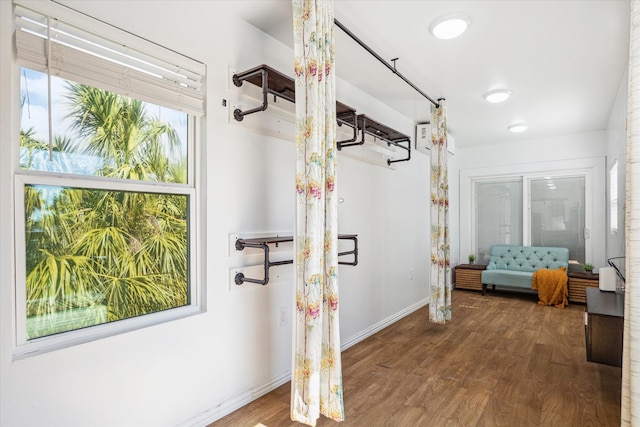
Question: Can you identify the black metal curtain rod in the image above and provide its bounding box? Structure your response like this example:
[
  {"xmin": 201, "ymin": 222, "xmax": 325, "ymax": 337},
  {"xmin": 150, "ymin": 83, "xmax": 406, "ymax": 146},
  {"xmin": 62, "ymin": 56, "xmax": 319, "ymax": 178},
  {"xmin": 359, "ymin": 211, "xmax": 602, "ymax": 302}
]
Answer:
[{"xmin": 334, "ymin": 18, "xmax": 440, "ymax": 108}]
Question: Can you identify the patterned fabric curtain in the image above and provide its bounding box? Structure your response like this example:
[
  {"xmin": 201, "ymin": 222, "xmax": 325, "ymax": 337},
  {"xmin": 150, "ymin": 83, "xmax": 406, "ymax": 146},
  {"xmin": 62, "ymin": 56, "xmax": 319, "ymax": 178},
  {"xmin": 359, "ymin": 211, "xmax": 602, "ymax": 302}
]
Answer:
[
  {"xmin": 622, "ymin": 1, "xmax": 639, "ymax": 424},
  {"xmin": 290, "ymin": 1, "xmax": 344, "ymax": 425},
  {"xmin": 429, "ymin": 100, "xmax": 452, "ymax": 324}
]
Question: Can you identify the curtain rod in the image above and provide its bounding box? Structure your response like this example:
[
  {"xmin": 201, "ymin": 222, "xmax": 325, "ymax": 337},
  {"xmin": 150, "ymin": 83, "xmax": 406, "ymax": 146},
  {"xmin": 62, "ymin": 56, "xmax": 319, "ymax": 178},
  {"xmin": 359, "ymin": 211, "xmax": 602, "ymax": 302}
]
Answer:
[{"xmin": 334, "ymin": 18, "xmax": 440, "ymax": 108}]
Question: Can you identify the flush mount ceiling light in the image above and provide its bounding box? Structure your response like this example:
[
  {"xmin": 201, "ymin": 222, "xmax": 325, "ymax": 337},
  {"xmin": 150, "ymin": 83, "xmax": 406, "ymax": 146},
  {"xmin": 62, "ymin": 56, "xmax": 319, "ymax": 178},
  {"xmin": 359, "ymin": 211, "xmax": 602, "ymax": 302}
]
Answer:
[
  {"xmin": 508, "ymin": 123, "xmax": 528, "ymax": 133},
  {"xmin": 483, "ymin": 89, "xmax": 511, "ymax": 103},
  {"xmin": 429, "ymin": 13, "xmax": 471, "ymax": 40}
]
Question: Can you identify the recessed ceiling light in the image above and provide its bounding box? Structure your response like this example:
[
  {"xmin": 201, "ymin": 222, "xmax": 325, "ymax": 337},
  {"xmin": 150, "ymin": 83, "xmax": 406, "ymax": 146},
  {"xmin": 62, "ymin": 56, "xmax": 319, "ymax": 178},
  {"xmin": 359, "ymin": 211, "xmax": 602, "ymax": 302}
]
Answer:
[
  {"xmin": 483, "ymin": 89, "xmax": 511, "ymax": 103},
  {"xmin": 508, "ymin": 123, "xmax": 528, "ymax": 133},
  {"xmin": 429, "ymin": 13, "xmax": 470, "ymax": 40}
]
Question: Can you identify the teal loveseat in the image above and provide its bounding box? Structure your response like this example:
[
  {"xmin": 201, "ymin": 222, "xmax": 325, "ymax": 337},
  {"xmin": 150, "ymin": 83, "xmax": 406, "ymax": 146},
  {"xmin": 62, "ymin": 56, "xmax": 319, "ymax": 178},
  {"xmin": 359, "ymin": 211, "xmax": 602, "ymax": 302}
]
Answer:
[{"xmin": 481, "ymin": 245, "xmax": 570, "ymax": 295}]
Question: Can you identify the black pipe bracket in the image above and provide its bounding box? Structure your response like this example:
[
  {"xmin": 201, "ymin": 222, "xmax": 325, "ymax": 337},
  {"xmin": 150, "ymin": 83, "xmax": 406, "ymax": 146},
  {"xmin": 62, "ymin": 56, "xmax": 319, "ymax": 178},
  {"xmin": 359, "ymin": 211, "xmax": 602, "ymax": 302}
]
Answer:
[{"xmin": 234, "ymin": 234, "xmax": 358, "ymax": 285}]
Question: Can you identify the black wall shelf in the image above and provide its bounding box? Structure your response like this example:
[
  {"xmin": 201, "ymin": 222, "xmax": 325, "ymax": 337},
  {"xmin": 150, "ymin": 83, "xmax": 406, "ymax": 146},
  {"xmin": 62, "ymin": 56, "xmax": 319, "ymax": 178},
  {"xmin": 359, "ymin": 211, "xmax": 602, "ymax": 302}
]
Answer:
[
  {"xmin": 232, "ymin": 64, "xmax": 295, "ymax": 121},
  {"xmin": 337, "ymin": 114, "xmax": 411, "ymax": 164},
  {"xmin": 232, "ymin": 64, "xmax": 410, "ymax": 164},
  {"xmin": 234, "ymin": 234, "xmax": 358, "ymax": 286}
]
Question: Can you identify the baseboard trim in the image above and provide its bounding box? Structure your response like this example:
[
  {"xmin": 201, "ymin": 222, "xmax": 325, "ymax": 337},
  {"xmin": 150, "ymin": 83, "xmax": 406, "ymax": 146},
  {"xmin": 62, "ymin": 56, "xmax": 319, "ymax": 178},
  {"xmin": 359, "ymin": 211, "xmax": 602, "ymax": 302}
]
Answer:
[
  {"xmin": 178, "ymin": 297, "xmax": 429, "ymax": 426},
  {"xmin": 175, "ymin": 371, "xmax": 291, "ymax": 427},
  {"xmin": 340, "ymin": 297, "xmax": 429, "ymax": 351}
]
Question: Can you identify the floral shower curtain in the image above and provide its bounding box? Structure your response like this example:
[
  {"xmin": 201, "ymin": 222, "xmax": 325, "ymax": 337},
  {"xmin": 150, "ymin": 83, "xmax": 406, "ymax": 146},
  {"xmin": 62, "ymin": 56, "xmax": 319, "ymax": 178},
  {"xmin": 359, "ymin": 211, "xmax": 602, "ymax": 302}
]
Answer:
[
  {"xmin": 622, "ymin": 1, "xmax": 640, "ymax": 424},
  {"xmin": 290, "ymin": 1, "xmax": 344, "ymax": 425},
  {"xmin": 429, "ymin": 100, "xmax": 451, "ymax": 324}
]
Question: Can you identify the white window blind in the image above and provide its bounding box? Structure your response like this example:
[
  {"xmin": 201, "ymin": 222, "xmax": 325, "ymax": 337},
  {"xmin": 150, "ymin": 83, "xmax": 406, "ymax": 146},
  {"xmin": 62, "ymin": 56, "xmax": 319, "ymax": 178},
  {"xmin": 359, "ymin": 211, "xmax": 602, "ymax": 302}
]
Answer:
[{"xmin": 15, "ymin": 1, "xmax": 206, "ymax": 116}]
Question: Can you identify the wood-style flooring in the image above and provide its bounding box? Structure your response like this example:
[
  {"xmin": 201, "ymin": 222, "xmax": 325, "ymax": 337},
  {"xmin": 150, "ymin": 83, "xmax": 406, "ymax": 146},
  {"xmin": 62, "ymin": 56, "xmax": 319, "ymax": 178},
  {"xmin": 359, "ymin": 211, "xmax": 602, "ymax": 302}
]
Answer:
[{"xmin": 210, "ymin": 289, "xmax": 621, "ymax": 426}]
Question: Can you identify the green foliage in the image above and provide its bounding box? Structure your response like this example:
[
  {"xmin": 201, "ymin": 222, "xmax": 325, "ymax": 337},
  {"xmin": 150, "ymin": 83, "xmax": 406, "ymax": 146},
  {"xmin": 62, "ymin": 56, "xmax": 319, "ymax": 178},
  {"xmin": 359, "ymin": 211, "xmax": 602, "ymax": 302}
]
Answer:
[
  {"xmin": 468, "ymin": 254, "xmax": 476, "ymax": 262},
  {"xmin": 64, "ymin": 83, "xmax": 182, "ymax": 183},
  {"xmin": 23, "ymin": 82, "xmax": 188, "ymax": 339},
  {"xmin": 582, "ymin": 263, "xmax": 595, "ymax": 272}
]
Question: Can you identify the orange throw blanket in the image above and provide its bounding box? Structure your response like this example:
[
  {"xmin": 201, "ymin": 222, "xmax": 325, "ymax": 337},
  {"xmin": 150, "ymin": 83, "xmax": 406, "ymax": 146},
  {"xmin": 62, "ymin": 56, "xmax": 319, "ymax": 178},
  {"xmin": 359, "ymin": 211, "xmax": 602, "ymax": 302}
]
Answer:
[{"xmin": 532, "ymin": 267, "xmax": 568, "ymax": 309}]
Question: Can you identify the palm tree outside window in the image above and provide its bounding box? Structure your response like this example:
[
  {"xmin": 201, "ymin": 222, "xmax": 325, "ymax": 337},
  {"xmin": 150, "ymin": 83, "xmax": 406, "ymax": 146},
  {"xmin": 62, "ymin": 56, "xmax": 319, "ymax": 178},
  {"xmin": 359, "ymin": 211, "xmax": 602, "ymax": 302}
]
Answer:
[{"xmin": 20, "ymin": 68, "xmax": 191, "ymax": 340}]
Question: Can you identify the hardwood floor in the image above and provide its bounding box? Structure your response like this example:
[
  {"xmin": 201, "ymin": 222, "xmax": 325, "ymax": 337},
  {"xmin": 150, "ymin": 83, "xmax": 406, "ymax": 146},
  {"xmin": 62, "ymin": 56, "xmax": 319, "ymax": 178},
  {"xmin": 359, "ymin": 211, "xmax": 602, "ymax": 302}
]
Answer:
[{"xmin": 210, "ymin": 289, "xmax": 621, "ymax": 426}]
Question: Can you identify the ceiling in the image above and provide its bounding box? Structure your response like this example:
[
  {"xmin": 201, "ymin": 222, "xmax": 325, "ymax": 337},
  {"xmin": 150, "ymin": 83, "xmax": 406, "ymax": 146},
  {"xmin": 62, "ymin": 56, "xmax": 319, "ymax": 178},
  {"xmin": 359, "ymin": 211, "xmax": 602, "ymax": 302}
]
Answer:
[{"xmin": 228, "ymin": 0, "xmax": 630, "ymax": 149}]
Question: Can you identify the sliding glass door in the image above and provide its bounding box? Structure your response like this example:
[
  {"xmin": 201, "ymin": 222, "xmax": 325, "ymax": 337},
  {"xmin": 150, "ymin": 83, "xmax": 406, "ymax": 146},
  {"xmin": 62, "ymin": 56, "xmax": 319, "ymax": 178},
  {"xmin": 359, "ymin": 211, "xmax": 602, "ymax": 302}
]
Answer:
[{"xmin": 474, "ymin": 174, "xmax": 587, "ymax": 264}]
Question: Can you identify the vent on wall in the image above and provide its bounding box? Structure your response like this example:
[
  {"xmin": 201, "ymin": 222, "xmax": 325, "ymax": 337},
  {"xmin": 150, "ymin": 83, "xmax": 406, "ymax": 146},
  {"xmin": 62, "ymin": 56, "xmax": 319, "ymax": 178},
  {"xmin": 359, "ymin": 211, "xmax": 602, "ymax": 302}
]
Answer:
[{"xmin": 415, "ymin": 123, "xmax": 455, "ymax": 156}]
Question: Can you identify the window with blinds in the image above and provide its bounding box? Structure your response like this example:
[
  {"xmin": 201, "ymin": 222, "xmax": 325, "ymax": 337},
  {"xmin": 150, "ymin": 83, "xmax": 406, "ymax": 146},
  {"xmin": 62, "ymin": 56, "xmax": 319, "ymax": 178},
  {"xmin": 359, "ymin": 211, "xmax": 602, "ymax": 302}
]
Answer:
[
  {"xmin": 15, "ymin": 3, "xmax": 205, "ymax": 115},
  {"xmin": 13, "ymin": 0, "xmax": 205, "ymax": 356}
]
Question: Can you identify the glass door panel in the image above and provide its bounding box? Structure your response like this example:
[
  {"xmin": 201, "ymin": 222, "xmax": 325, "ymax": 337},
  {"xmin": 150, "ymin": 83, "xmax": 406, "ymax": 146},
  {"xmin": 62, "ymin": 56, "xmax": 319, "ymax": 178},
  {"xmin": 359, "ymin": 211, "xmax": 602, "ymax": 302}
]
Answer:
[
  {"xmin": 530, "ymin": 176, "xmax": 585, "ymax": 262},
  {"xmin": 475, "ymin": 180, "xmax": 523, "ymax": 264}
]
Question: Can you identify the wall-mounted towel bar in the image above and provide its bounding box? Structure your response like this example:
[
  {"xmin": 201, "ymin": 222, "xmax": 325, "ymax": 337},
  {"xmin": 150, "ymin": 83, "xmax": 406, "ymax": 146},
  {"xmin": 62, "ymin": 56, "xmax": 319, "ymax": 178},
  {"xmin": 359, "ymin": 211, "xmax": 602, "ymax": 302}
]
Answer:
[
  {"xmin": 337, "ymin": 234, "xmax": 359, "ymax": 266},
  {"xmin": 234, "ymin": 234, "xmax": 358, "ymax": 285}
]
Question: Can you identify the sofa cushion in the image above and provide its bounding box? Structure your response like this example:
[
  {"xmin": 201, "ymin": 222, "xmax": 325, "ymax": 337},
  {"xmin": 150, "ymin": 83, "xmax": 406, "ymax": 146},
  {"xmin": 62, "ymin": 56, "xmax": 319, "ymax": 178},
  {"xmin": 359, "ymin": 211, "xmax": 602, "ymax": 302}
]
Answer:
[
  {"xmin": 486, "ymin": 245, "xmax": 569, "ymax": 272},
  {"xmin": 482, "ymin": 269, "xmax": 533, "ymax": 288}
]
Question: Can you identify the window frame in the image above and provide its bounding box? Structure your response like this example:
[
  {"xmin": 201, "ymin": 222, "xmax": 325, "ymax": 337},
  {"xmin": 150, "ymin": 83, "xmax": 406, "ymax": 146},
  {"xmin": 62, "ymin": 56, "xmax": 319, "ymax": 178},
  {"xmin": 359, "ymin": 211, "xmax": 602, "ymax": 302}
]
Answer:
[
  {"xmin": 11, "ymin": 1, "xmax": 205, "ymax": 358},
  {"xmin": 609, "ymin": 160, "xmax": 619, "ymax": 237}
]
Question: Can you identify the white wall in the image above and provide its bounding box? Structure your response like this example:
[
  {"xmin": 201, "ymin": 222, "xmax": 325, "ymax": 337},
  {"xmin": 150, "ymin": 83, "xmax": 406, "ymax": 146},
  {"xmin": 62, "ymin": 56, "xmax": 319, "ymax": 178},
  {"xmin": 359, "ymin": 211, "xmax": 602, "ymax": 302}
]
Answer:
[
  {"xmin": 456, "ymin": 130, "xmax": 608, "ymax": 269},
  {"xmin": 0, "ymin": 2, "xmax": 431, "ymax": 426}
]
